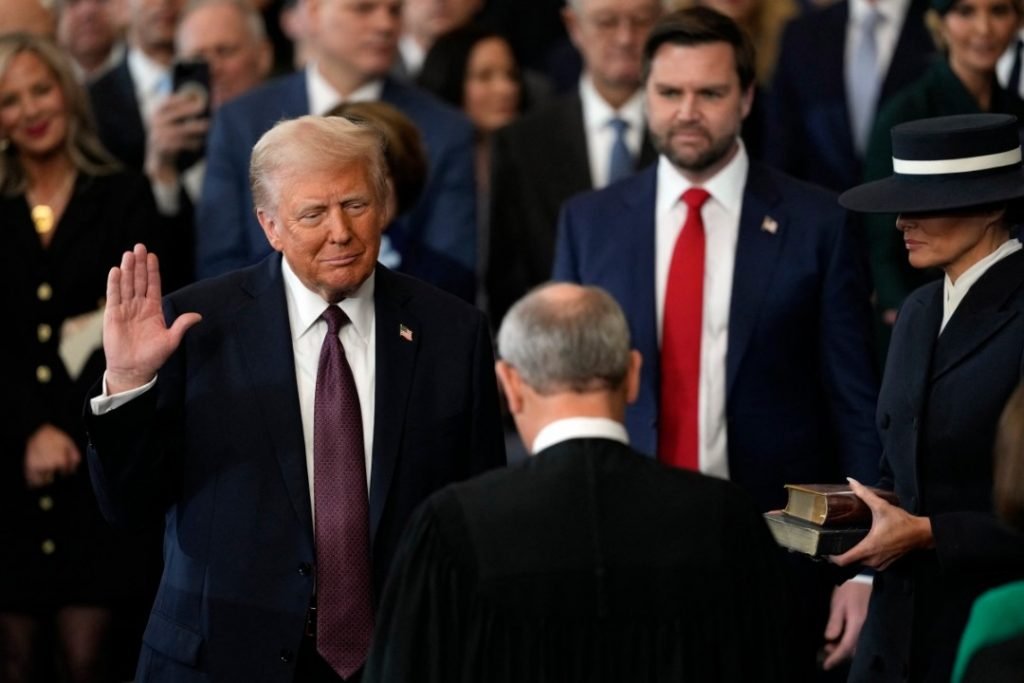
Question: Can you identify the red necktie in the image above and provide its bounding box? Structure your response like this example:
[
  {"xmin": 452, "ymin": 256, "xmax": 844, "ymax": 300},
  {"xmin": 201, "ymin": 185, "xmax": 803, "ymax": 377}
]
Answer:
[
  {"xmin": 314, "ymin": 306, "xmax": 373, "ymax": 678},
  {"xmin": 659, "ymin": 188, "xmax": 710, "ymax": 471}
]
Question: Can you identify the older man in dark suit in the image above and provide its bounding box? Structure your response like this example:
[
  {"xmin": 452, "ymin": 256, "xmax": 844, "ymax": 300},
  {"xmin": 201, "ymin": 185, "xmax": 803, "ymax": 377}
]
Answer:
[
  {"xmin": 485, "ymin": 0, "xmax": 662, "ymax": 325},
  {"xmin": 554, "ymin": 8, "xmax": 882, "ymax": 676},
  {"xmin": 85, "ymin": 115, "xmax": 505, "ymax": 682},
  {"xmin": 365, "ymin": 282, "xmax": 793, "ymax": 682},
  {"xmin": 197, "ymin": 0, "xmax": 477, "ymax": 302}
]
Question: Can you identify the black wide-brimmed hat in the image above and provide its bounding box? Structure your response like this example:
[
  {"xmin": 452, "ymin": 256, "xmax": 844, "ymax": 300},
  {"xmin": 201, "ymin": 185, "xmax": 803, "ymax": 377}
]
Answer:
[{"xmin": 839, "ymin": 114, "xmax": 1024, "ymax": 214}]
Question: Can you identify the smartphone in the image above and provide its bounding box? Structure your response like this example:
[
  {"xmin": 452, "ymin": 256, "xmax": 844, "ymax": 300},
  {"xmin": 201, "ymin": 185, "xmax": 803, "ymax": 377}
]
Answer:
[{"xmin": 171, "ymin": 58, "xmax": 211, "ymax": 170}]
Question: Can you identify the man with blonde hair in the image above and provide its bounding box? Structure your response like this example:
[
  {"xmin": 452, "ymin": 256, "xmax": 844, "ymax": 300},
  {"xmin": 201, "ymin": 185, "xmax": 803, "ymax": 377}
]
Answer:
[{"xmin": 85, "ymin": 115, "xmax": 504, "ymax": 682}]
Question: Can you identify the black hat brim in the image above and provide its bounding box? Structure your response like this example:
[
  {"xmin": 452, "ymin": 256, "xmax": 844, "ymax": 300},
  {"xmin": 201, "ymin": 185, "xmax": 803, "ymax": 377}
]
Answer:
[{"xmin": 839, "ymin": 167, "xmax": 1024, "ymax": 213}]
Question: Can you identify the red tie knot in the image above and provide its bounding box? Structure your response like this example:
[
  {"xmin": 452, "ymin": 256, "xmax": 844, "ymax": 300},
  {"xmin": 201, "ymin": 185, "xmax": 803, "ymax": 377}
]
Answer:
[{"xmin": 682, "ymin": 187, "xmax": 711, "ymax": 211}]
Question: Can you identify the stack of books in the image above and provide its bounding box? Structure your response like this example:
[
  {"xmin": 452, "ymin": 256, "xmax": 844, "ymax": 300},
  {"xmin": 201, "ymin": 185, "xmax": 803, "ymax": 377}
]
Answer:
[{"xmin": 763, "ymin": 484, "xmax": 898, "ymax": 557}]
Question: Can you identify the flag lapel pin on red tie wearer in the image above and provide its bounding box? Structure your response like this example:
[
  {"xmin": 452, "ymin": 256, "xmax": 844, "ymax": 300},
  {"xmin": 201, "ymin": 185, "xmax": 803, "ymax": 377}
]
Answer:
[
  {"xmin": 761, "ymin": 216, "xmax": 779, "ymax": 235},
  {"xmin": 399, "ymin": 324, "xmax": 413, "ymax": 342}
]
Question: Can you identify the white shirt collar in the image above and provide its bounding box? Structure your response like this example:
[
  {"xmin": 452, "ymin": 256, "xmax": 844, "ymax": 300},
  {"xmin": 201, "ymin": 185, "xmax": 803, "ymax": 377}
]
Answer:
[
  {"xmin": 941, "ymin": 238, "xmax": 1022, "ymax": 332},
  {"xmin": 579, "ymin": 73, "xmax": 645, "ymax": 135},
  {"xmin": 848, "ymin": 0, "xmax": 909, "ymax": 27},
  {"xmin": 281, "ymin": 255, "xmax": 376, "ymax": 344},
  {"xmin": 531, "ymin": 417, "xmax": 630, "ymax": 454},
  {"xmin": 398, "ymin": 34, "xmax": 426, "ymax": 77},
  {"xmin": 126, "ymin": 47, "xmax": 170, "ymax": 99},
  {"xmin": 656, "ymin": 140, "xmax": 749, "ymax": 220},
  {"xmin": 305, "ymin": 63, "xmax": 385, "ymax": 116}
]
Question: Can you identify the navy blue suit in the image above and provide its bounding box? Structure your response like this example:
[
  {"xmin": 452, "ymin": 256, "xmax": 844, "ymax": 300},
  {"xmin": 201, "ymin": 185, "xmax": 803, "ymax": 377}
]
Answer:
[
  {"xmin": 553, "ymin": 162, "xmax": 881, "ymax": 512},
  {"xmin": 763, "ymin": 0, "xmax": 933, "ymax": 193},
  {"xmin": 84, "ymin": 257, "xmax": 505, "ymax": 682},
  {"xmin": 197, "ymin": 73, "xmax": 477, "ymax": 300}
]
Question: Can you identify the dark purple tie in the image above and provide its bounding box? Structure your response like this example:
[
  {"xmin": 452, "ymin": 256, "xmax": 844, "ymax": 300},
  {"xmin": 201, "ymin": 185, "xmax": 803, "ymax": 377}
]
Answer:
[{"xmin": 314, "ymin": 305, "xmax": 373, "ymax": 678}]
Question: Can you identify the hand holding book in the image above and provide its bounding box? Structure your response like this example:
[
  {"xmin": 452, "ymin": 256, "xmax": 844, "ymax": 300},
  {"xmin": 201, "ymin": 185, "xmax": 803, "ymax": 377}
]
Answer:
[{"xmin": 829, "ymin": 478, "xmax": 934, "ymax": 570}]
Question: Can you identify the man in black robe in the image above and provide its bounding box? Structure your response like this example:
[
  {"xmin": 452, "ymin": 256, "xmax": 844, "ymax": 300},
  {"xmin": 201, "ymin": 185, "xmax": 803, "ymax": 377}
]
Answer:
[{"xmin": 365, "ymin": 282, "xmax": 794, "ymax": 682}]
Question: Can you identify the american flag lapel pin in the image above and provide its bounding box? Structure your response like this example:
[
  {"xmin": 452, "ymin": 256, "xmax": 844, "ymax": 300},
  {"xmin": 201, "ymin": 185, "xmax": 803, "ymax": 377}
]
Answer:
[
  {"xmin": 761, "ymin": 216, "xmax": 779, "ymax": 235},
  {"xmin": 399, "ymin": 324, "xmax": 414, "ymax": 342}
]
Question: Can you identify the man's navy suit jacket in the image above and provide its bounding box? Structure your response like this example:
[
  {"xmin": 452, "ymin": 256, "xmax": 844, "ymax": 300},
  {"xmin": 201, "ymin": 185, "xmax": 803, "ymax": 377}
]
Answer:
[
  {"xmin": 553, "ymin": 162, "xmax": 881, "ymax": 511},
  {"xmin": 85, "ymin": 257, "xmax": 505, "ymax": 682},
  {"xmin": 197, "ymin": 72, "xmax": 477, "ymax": 300},
  {"xmin": 763, "ymin": 0, "xmax": 934, "ymax": 193}
]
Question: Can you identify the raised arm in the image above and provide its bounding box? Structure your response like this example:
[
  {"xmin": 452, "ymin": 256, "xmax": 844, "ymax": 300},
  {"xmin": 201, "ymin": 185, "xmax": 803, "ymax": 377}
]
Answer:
[{"xmin": 103, "ymin": 243, "xmax": 202, "ymax": 394}]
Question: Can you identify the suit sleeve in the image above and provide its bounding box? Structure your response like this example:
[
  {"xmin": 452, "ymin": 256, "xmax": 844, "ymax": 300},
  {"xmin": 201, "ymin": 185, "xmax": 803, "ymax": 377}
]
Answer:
[
  {"xmin": 486, "ymin": 128, "xmax": 532, "ymax": 325},
  {"xmin": 394, "ymin": 119, "xmax": 477, "ymax": 302},
  {"xmin": 469, "ymin": 311, "xmax": 506, "ymax": 470},
  {"xmin": 84, "ymin": 299, "xmax": 184, "ymax": 528},
  {"xmin": 761, "ymin": 22, "xmax": 804, "ymax": 178},
  {"xmin": 552, "ymin": 202, "xmax": 581, "ymax": 283},
  {"xmin": 196, "ymin": 108, "xmax": 251, "ymax": 279},
  {"xmin": 818, "ymin": 207, "xmax": 884, "ymax": 482}
]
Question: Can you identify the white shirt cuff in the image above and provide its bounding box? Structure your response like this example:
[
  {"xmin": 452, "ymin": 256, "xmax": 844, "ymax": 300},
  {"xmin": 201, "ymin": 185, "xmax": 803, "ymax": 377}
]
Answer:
[{"xmin": 89, "ymin": 372, "xmax": 158, "ymax": 415}]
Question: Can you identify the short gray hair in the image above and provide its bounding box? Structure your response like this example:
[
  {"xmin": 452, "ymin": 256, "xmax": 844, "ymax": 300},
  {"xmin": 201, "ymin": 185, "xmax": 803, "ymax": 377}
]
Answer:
[
  {"xmin": 497, "ymin": 283, "xmax": 632, "ymax": 395},
  {"xmin": 249, "ymin": 115, "xmax": 390, "ymax": 215}
]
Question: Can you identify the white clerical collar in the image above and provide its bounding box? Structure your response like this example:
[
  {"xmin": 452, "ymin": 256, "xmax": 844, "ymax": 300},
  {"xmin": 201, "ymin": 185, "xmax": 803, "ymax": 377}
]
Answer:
[
  {"xmin": 398, "ymin": 34, "xmax": 426, "ymax": 77},
  {"xmin": 531, "ymin": 417, "xmax": 629, "ymax": 454},
  {"xmin": 942, "ymin": 238, "xmax": 1022, "ymax": 332},
  {"xmin": 281, "ymin": 255, "xmax": 376, "ymax": 344},
  {"xmin": 305, "ymin": 63, "xmax": 385, "ymax": 116},
  {"xmin": 656, "ymin": 139, "xmax": 749, "ymax": 220}
]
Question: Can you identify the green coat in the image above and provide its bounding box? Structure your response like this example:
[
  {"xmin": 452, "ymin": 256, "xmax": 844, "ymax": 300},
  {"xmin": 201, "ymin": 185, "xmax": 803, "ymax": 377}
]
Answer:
[{"xmin": 953, "ymin": 579, "xmax": 1024, "ymax": 682}]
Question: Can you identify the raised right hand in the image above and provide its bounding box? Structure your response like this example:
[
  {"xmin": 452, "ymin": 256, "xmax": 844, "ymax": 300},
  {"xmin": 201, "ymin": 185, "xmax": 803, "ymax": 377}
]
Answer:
[{"xmin": 103, "ymin": 243, "xmax": 201, "ymax": 394}]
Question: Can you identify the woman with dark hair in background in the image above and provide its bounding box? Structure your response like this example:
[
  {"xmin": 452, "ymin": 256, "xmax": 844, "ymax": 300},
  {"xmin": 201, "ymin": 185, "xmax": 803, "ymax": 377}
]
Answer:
[
  {"xmin": 418, "ymin": 25, "xmax": 524, "ymax": 307},
  {"xmin": 0, "ymin": 33, "xmax": 162, "ymax": 683}
]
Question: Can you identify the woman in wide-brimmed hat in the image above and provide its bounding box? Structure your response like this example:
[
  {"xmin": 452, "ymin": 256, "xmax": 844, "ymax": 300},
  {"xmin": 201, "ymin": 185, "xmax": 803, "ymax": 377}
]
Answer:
[
  {"xmin": 862, "ymin": 0, "xmax": 1024, "ymax": 353},
  {"xmin": 834, "ymin": 113, "xmax": 1024, "ymax": 683}
]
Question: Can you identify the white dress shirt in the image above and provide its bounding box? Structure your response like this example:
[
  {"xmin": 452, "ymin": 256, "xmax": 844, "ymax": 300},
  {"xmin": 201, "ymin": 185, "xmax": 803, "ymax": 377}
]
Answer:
[
  {"xmin": 579, "ymin": 75, "xmax": 645, "ymax": 189},
  {"xmin": 996, "ymin": 28, "xmax": 1024, "ymax": 98},
  {"xmin": 398, "ymin": 34, "xmax": 426, "ymax": 78},
  {"xmin": 844, "ymin": 0, "xmax": 911, "ymax": 90},
  {"xmin": 282, "ymin": 258, "xmax": 377, "ymax": 508},
  {"xmin": 126, "ymin": 48, "xmax": 171, "ymax": 130},
  {"xmin": 655, "ymin": 143, "xmax": 749, "ymax": 480},
  {"xmin": 305, "ymin": 63, "xmax": 384, "ymax": 116},
  {"xmin": 531, "ymin": 417, "xmax": 629, "ymax": 454},
  {"xmin": 91, "ymin": 257, "xmax": 379, "ymax": 522},
  {"xmin": 941, "ymin": 238, "xmax": 1022, "ymax": 333}
]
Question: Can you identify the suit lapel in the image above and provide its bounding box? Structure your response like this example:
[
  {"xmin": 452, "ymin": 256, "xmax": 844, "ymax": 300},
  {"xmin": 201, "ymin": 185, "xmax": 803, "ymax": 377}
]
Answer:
[
  {"xmin": 368, "ymin": 267, "xmax": 419, "ymax": 541},
  {"xmin": 235, "ymin": 257, "xmax": 313, "ymax": 543},
  {"xmin": 622, "ymin": 168, "xmax": 660, "ymax": 387},
  {"xmin": 891, "ymin": 286, "xmax": 942, "ymax": 416},
  {"xmin": 932, "ymin": 251, "xmax": 1024, "ymax": 381},
  {"xmin": 560, "ymin": 94, "xmax": 595, "ymax": 191},
  {"xmin": 821, "ymin": 4, "xmax": 856, "ymax": 158},
  {"xmin": 726, "ymin": 164, "xmax": 785, "ymax": 395}
]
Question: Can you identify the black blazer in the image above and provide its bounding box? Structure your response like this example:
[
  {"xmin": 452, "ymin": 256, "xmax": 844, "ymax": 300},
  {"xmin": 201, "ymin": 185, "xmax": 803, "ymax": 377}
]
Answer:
[
  {"xmin": 366, "ymin": 436, "xmax": 794, "ymax": 682},
  {"xmin": 88, "ymin": 57, "xmax": 147, "ymax": 170},
  {"xmin": 486, "ymin": 92, "xmax": 657, "ymax": 325},
  {"xmin": 763, "ymin": 0, "xmax": 934, "ymax": 192},
  {"xmin": 85, "ymin": 258, "xmax": 506, "ymax": 683},
  {"xmin": 851, "ymin": 249, "xmax": 1024, "ymax": 682}
]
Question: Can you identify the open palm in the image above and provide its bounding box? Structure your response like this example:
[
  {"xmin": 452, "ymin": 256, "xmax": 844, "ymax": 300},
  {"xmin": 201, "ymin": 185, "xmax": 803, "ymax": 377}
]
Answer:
[{"xmin": 103, "ymin": 243, "xmax": 201, "ymax": 394}]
